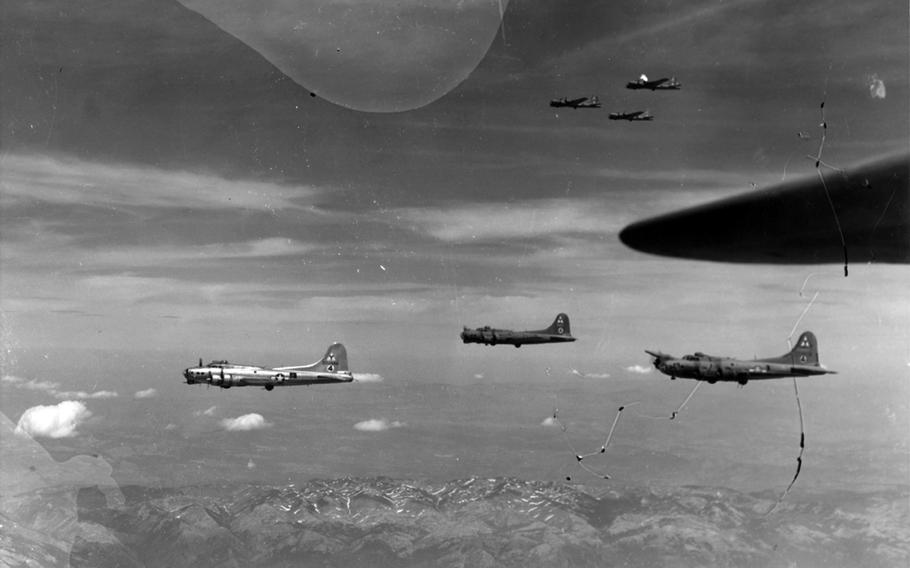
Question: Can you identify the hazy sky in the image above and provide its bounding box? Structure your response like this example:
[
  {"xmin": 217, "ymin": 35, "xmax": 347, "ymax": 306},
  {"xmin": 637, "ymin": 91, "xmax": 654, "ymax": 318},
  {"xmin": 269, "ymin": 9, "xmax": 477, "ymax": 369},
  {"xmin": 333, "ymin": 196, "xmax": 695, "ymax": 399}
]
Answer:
[
  {"xmin": 1, "ymin": 0, "xmax": 909, "ymax": 502},
  {"xmin": 2, "ymin": 1, "xmax": 908, "ymax": 394}
]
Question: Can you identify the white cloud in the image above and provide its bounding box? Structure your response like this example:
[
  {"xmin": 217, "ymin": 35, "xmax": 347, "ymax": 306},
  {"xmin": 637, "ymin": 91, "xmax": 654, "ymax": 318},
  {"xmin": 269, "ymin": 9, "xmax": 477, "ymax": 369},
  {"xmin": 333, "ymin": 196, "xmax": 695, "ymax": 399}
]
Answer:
[
  {"xmin": 395, "ymin": 200, "xmax": 612, "ymax": 243},
  {"xmin": 541, "ymin": 416, "xmax": 559, "ymax": 427},
  {"xmin": 15, "ymin": 401, "xmax": 92, "ymax": 438},
  {"xmin": 353, "ymin": 373, "xmax": 384, "ymax": 383},
  {"xmin": 571, "ymin": 369, "xmax": 610, "ymax": 379},
  {"xmin": 134, "ymin": 388, "xmax": 158, "ymax": 399},
  {"xmin": 868, "ymin": 75, "xmax": 886, "ymax": 99},
  {"xmin": 2, "ymin": 375, "xmax": 117, "ymax": 399},
  {"xmin": 2, "ymin": 153, "xmax": 319, "ymax": 213},
  {"xmin": 586, "ymin": 372, "xmax": 611, "ymax": 379},
  {"xmin": 164, "ymin": 423, "xmax": 178, "ymax": 431},
  {"xmin": 220, "ymin": 413, "xmax": 272, "ymax": 431},
  {"xmin": 91, "ymin": 238, "xmax": 321, "ymax": 268},
  {"xmin": 353, "ymin": 418, "xmax": 405, "ymax": 432},
  {"xmin": 626, "ymin": 365, "xmax": 653, "ymax": 374},
  {"xmin": 195, "ymin": 405, "xmax": 218, "ymax": 417},
  {"xmin": 473, "ymin": 373, "xmax": 485, "ymax": 379},
  {"xmin": 54, "ymin": 390, "xmax": 118, "ymax": 400},
  {"xmin": 16, "ymin": 379, "xmax": 60, "ymax": 392}
]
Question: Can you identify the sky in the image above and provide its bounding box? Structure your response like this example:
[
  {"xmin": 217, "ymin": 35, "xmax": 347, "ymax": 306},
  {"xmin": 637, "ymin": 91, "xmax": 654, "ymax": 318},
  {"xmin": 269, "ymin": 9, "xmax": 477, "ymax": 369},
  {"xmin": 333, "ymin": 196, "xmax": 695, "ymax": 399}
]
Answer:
[{"xmin": 1, "ymin": 0, "xmax": 908, "ymax": 492}]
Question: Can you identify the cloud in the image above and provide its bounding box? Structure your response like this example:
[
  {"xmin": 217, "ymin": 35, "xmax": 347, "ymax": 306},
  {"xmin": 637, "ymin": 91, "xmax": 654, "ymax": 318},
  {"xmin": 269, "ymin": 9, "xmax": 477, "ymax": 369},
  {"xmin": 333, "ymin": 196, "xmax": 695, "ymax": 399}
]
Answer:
[
  {"xmin": 2, "ymin": 153, "xmax": 318, "ymax": 213},
  {"xmin": 164, "ymin": 423, "xmax": 178, "ymax": 431},
  {"xmin": 195, "ymin": 405, "xmax": 218, "ymax": 417},
  {"xmin": 474, "ymin": 373, "xmax": 485, "ymax": 379},
  {"xmin": 626, "ymin": 365, "xmax": 653, "ymax": 374},
  {"xmin": 14, "ymin": 379, "xmax": 60, "ymax": 392},
  {"xmin": 90, "ymin": 238, "xmax": 321, "ymax": 269},
  {"xmin": 15, "ymin": 401, "xmax": 93, "ymax": 438},
  {"xmin": 2, "ymin": 375, "xmax": 117, "ymax": 399},
  {"xmin": 220, "ymin": 413, "xmax": 272, "ymax": 431},
  {"xmin": 134, "ymin": 388, "xmax": 158, "ymax": 399},
  {"xmin": 53, "ymin": 390, "xmax": 118, "ymax": 400},
  {"xmin": 867, "ymin": 74, "xmax": 886, "ymax": 99},
  {"xmin": 571, "ymin": 369, "xmax": 610, "ymax": 379},
  {"xmin": 395, "ymin": 199, "xmax": 612, "ymax": 243},
  {"xmin": 541, "ymin": 416, "xmax": 559, "ymax": 427},
  {"xmin": 353, "ymin": 373, "xmax": 384, "ymax": 383},
  {"xmin": 353, "ymin": 418, "xmax": 405, "ymax": 432}
]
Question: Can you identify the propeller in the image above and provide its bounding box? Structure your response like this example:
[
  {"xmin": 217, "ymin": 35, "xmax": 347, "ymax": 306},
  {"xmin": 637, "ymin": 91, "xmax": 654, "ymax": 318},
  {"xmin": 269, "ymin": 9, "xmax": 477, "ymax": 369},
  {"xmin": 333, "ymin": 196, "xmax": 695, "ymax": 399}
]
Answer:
[
  {"xmin": 199, "ymin": 358, "xmax": 203, "ymax": 367},
  {"xmin": 644, "ymin": 350, "xmax": 671, "ymax": 368}
]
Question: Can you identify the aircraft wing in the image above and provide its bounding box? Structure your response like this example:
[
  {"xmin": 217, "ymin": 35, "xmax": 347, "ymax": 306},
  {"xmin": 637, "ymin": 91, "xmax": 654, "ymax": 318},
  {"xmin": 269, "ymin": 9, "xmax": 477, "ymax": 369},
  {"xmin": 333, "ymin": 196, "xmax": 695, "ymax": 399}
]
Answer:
[{"xmin": 619, "ymin": 152, "xmax": 909, "ymax": 264}]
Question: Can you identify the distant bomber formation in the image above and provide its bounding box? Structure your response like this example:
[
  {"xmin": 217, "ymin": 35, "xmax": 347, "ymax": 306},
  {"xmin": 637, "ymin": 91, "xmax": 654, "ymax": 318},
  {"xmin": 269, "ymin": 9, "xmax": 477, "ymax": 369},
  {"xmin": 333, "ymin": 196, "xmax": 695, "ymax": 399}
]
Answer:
[
  {"xmin": 646, "ymin": 331, "xmax": 835, "ymax": 385},
  {"xmin": 461, "ymin": 313, "xmax": 576, "ymax": 347},
  {"xmin": 183, "ymin": 343, "xmax": 354, "ymax": 391}
]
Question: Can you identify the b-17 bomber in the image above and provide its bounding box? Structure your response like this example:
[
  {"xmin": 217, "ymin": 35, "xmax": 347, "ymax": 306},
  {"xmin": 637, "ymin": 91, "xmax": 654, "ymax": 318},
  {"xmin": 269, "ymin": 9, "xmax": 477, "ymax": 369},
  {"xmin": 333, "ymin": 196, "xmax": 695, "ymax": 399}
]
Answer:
[
  {"xmin": 183, "ymin": 342, "xmax": 353, "ymax": 391},
  {"xmin": 549, "ymin": 96, "xmax": 601, "ymax": 109},
  {"xmin": 461, "ymin": 313, "xmax": 576, "ymax": 348},
  {"xmin": 646, "ymin": 331, "xmax": 835, "ymax": 385},
  {"xmin": 625, "ymin": 74, "xmax": 681, "ymax": 90},
  {"xmin": 609, "ymin": 110, "xmax": 653, "ymax": 121}
]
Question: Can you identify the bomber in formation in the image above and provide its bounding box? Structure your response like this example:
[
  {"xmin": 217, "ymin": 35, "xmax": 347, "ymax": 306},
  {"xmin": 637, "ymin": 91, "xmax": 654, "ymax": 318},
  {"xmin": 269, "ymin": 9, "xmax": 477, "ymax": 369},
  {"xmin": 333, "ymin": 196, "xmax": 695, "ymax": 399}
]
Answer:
[
  {"xmin": 646, "ymin": 331, "xmax": 835, "ymax": 385},
  {"xmin": 625, "ymin": 74, "xmax": 682, "ymax": 90},
  {"xmin": 461, "ymin": 313, "xmax": 575, "ymax": 348},
  {"xmin": 550, "ymin": 72, "xmax": 680, "ymax": 119},
  {"xmin": 183, "ymin": 343, "xmax": 353, "ymax": 391},
  {"xmin": 549, "ymin": 96, "xmax": 601, "ymax": 109},
  {"xmin": 609, "ymin": 110, "xmax": 653, "ymax": 121}
]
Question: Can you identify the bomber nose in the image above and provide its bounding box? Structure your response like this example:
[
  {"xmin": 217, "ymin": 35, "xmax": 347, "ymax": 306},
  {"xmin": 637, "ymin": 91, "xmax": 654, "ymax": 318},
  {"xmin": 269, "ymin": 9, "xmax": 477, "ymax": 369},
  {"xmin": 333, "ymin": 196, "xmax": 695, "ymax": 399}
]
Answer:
[{"xmin": 183, "ymin": 368, "xmax": 193, "ymax": 382}]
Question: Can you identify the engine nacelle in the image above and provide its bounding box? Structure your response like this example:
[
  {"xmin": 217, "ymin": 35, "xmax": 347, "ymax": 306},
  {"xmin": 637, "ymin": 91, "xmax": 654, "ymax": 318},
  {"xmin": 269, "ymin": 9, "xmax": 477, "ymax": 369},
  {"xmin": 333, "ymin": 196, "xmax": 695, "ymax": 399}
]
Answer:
[{"xmin": 210, "ymin": 373, "xmax": 236, "ymax": 388}]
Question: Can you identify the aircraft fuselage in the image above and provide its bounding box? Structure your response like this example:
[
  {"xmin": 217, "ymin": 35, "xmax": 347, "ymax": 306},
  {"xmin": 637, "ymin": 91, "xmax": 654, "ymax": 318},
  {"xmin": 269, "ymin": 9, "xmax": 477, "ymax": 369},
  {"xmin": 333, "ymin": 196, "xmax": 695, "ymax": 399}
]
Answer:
[
  {"xmin": 183, "ymin": 363, "xmax": 353, "ymax": 389},
  {"xmin": 460, "ymin": 328, "xmax": 576, "ymax": 347},
  {"xmin": 652, "ymin": 354, "xmax": 832, "ymax": 385}
]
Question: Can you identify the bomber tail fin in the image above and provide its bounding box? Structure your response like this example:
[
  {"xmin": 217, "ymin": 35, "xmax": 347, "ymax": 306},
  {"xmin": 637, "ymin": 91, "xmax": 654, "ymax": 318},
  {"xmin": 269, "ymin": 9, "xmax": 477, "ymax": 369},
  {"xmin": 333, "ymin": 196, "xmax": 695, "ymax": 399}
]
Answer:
[
  {"xmin": 544, "ymin": 313, "xmax": 572, "ymax": 336},
  {"xmin": 768, "ymin": 331, "xmax": 820, "ymax": 366},
  {"xmin": 319, "ymin": 342, "xmax": 348, "ymax": 373}
]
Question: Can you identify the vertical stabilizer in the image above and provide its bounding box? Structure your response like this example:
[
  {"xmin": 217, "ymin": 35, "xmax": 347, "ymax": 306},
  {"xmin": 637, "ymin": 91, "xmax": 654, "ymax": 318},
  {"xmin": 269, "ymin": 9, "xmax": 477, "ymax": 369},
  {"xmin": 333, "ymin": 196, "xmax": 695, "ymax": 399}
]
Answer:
[
  {"xmin": 768, "ymin": 331, "xmax": 819, "ymax": 366},
  {"xmin": 321, "ymin": 343, "xmax": 348, "ymax": 373},
  {"xmin": 545, "ymin": 313, "xmax": 572, "ymax": 336}
]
